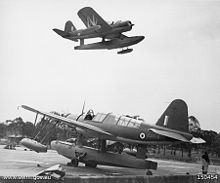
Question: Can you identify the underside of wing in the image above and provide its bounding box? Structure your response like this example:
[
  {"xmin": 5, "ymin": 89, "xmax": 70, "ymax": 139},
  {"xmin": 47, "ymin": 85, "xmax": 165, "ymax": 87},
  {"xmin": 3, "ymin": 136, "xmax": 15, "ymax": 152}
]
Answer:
[
  {"xmin": 21, "ymin": 105, "xmax": 113, "ymax": 139},
  {"xmin": 149, "ymin": 128, "xmax": 190, "ymax": 142},
  {"xmin": 78, "ymin": 7, "xmax": 112, "ymax": 32}
]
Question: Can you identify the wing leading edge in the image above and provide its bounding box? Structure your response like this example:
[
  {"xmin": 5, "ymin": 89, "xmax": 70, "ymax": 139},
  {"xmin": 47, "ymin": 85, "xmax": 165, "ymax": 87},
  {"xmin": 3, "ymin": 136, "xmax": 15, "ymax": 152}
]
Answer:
[{"xmin": 21, "ymin": 105, "xmax": 113, "ymax": 138}]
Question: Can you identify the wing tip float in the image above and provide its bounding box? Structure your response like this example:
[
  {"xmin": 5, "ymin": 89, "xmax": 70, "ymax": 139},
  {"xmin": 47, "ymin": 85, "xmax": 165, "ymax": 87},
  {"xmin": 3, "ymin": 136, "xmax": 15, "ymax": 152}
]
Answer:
[{"xmin": 20, "ymin": 138, "xmax": 47, "ymax": 153}]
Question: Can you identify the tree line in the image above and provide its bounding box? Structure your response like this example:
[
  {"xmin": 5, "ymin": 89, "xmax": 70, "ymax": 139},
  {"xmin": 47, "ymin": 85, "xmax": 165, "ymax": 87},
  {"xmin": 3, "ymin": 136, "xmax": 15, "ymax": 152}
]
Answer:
[{"xmin": 0, "ymin": 116, "xmax": 76, "ymax": 145}]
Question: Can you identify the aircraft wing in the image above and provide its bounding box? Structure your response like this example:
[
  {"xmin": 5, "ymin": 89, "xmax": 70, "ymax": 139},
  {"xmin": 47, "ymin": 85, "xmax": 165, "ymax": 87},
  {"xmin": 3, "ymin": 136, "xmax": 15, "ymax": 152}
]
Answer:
[
  {"xmin": 149, "ymin": 128, "xmax": 190, "ymax": 142},
  {"xmin": 37, "ymin": 164, "xmax": 65, "ymax": 180},
  {"xmin": 77, "ymin": 7, "xmax": 112, "ymax": 32},
  {"xmin": 118, "ymin": 34, "xmax": 128, "ymax": 39},
  {"xmin": 21, "ymin": 105, "xmax": 114, "ymax": 138}
]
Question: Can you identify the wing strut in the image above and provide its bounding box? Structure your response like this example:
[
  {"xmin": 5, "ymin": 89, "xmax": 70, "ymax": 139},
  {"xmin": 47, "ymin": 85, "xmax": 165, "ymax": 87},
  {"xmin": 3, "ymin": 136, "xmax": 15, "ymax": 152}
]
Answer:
[
  {"xmin": 80, "ymin": 39, "xmax": 84, "ymax": 46},
  {"xmin": 40, "ymin": 120, "xmax": 60, "ymax": 144},
  {"xmin": 33, "ymin": 116, "xmax": 48, "ymax": 140},
  {"xmin": 33, "ymin": 113, "xmax": 38, "ymax": 127}
]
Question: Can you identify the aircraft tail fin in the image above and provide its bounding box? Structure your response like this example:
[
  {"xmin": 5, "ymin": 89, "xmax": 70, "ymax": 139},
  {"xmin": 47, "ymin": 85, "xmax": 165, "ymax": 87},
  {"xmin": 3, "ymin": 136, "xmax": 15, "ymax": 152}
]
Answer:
[
  {"xmin": 53, "ymin": 21, "xmax": 78, "ymax": 42},
  {"xmin": 156, "ymin": 99, "xmax": 189, "ymax": 133},
  {"xmin": 64, "ymin": 20, "xmax": 76, "ymax": 32}
]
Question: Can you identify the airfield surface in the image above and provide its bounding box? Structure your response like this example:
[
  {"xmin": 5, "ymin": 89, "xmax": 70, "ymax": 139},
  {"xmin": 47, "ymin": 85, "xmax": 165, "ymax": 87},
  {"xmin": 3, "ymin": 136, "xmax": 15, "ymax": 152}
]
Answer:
[{"xmin": 0, "ymin": 145, "xmax": 220, "ymax": 177}]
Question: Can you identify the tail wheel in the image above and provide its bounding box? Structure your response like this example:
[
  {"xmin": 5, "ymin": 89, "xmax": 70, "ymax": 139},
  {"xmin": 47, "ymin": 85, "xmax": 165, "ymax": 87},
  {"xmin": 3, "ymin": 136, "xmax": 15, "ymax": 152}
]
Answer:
[{"xmin": 71, "ymin": 158, "xmax": 79, "ymax": 167}]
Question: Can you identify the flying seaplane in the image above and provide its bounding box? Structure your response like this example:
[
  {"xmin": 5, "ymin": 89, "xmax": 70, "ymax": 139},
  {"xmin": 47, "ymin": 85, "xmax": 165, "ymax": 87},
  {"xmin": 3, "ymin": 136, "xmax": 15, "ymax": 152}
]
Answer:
[{"xmin": 53, "ymin": 7, "xmax": 144, "ymax": 54}]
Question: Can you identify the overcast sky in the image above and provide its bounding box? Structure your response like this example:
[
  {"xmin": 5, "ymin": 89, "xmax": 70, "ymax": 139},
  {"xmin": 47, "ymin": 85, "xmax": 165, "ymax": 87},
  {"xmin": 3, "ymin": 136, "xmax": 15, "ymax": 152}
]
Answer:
[{"xmin": 0, "ymin": 0, "xmax": 220, "ymax": 132}]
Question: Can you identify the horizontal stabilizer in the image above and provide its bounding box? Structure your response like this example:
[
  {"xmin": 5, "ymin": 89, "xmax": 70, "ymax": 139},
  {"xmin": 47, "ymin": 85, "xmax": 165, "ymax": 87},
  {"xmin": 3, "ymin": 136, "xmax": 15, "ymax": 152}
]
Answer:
[
  {"xmin": 190, "ymin": 137, "xmax": 206, "ymax": 144},
  {"xmin": 53, "ymin": 29, "xmax": 78, "ymax": 42},
  {"xmin": 149, "ymin": 128, "xmax": 189, "ymax": 142},
  {"xmin": 53, "ymin": 29, "xmax": 69, "ymax": 37}
]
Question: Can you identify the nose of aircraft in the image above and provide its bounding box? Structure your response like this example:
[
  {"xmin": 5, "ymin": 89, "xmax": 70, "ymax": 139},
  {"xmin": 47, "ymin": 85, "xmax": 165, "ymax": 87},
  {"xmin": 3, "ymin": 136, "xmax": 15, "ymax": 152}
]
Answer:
[
  {"xmin": 128, "ymin": 21, "xmax": 135, "ymax": 28},
  {"xmin": 139, "ymin": 36, "xmax": 145, "ymax": 41},
  {"xmin": 135, "ymin": 36, "xmax": 145, "ymax": 43}
]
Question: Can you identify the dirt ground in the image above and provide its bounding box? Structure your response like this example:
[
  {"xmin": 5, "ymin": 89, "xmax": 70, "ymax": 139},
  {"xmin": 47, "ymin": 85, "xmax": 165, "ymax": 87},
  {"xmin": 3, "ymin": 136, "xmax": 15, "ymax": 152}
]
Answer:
[{"xmin": 0, "ymin": 145, "xmax": 220, "ymax": 177}]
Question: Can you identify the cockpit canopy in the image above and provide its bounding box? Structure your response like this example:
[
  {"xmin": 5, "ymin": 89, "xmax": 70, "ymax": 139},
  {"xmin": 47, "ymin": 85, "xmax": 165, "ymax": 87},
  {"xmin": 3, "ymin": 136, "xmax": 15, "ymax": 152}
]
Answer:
[
  {"xmin": 84, "ymin": 110, "xmax": 143, "ymax": 129},
  {"xmin": 93, "ymin": 113, "xmax": 108, "ymax": 122},
  {"xmin": 84, "ymin": 109, "xmax": 95, "ymax": 120},
  {"xmin": 84, "ymin": 110, "xmax": 108, "ymax": 122}
]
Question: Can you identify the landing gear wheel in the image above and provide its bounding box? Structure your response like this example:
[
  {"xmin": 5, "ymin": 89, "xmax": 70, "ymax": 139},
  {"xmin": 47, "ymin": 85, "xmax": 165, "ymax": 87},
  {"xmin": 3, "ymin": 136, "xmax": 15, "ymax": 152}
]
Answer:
[
  {"xmin": 67, "ymin": 158, "xmax": 79, "ymax": 167},
  {"xmin": 146, "ymin": 170, "xmax": 152, "ymax": 175},
  {"xmin": 85, "ymin": 161, "xmax": 97, "ymax": 168}
]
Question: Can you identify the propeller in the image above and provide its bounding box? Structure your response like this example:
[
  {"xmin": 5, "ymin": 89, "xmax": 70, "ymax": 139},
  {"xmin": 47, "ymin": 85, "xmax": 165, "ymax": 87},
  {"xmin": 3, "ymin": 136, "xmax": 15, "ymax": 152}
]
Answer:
[{"xmin": 128, "ymin": 21, "xmax": 134, "ymax": 27}]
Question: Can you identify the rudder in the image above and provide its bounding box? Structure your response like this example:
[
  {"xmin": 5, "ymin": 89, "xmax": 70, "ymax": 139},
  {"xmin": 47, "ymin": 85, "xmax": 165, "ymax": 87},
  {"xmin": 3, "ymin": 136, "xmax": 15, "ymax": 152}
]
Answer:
[{"xmin": 156, "ymin": 99, "xmax": 189, "ymax": 133}]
